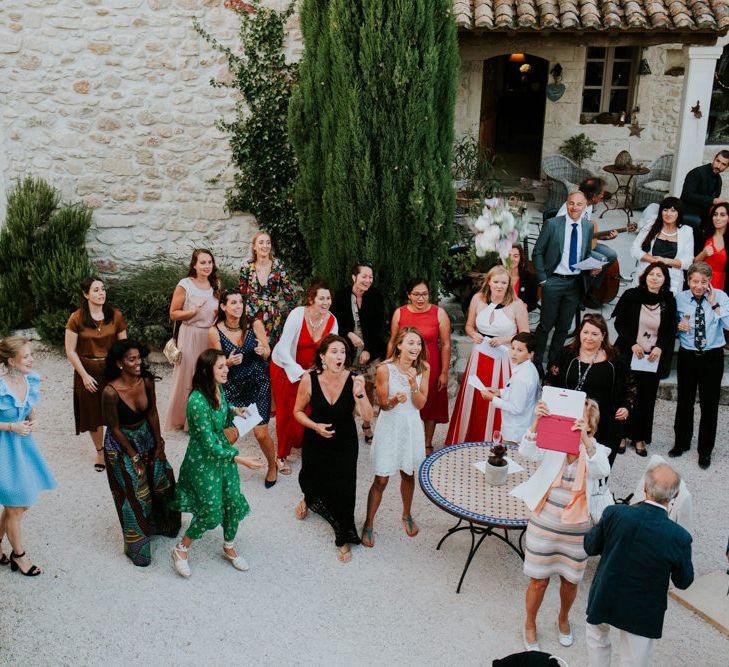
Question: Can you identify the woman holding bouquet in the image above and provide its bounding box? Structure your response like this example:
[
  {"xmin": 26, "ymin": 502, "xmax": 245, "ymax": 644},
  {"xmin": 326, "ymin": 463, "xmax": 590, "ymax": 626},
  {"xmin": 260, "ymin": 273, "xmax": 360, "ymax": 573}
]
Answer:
[{"xmin": 445, "ymin": 265, "xmax": 529, "ymax": 445}]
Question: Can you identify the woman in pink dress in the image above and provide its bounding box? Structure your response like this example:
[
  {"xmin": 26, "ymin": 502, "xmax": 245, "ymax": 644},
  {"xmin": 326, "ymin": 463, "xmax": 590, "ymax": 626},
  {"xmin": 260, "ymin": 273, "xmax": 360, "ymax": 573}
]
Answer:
[
  {"xmin": 445, "ymin": 265, "xmax": 529, "ymax": 445},
  {"xmin": 165, "ymin": 249, "xmax": 220, "ymax": 431},
  {"xmin": 694, "ymin": 202, "xmax": 728, "ymax": 291},
  {"xmin": 387, "ymin": 278, "xmax": 451, "ymax": 454}
]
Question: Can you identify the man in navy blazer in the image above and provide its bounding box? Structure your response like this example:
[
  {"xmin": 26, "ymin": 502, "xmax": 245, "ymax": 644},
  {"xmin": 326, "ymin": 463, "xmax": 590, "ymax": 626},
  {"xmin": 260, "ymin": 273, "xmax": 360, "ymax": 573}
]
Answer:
[
  {"xmin": 532, "ymin": 190, "xmax": 595, "ymax": 369},
  {"xmin": 584, "ymin": 463, "xmax": 693, "ymax": 666}
]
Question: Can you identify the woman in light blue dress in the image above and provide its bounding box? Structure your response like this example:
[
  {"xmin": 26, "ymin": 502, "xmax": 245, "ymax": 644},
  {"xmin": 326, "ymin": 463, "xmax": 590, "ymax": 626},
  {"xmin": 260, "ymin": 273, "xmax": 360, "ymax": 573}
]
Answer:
[{"xmin": 0, "ymin": 336, "xmax": 57, "ymax": 576}]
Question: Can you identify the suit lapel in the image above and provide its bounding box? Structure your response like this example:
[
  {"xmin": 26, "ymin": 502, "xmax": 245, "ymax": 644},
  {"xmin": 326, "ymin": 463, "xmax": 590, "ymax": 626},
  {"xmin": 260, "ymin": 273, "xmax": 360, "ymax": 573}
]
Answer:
[
  {"xmin": 555, "ymin": 217, "xmax": 566, "ymax": 254},
  {"xmin": 580, "ymin": 218, "xmax": 592, "ymax": 258}
]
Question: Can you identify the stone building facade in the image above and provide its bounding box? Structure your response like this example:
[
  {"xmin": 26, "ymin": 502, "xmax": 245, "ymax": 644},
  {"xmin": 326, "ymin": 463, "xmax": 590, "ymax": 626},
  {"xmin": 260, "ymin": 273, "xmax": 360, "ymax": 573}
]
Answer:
[{"xmin": 0, "ymin": 0, "xmax": 300, "ymax": 271}]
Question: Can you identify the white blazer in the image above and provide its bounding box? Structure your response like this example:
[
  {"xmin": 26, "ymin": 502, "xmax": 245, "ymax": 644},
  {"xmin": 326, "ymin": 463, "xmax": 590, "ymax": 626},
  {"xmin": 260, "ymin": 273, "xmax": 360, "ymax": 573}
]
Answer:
[
  {"xmin": 270, "ymin": 306, "xmax": 338, "ymax": 383},
  {"xmin": 511, "ymin": 431, "xmax": 611, "ymax": 512},
  {"xmin": 630, "ymin": 222, "xmax": 693, "ymax": 295}
]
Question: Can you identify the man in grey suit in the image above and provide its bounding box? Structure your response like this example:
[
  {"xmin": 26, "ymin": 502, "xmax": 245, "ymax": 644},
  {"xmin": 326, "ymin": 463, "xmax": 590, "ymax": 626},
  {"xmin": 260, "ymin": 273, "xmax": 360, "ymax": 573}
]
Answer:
[
  {"xmin": 584, "ymin": 463, "xmax": 694, "ymax": 667},
  {"xmin": 532, "ymin": 190, "xmax": 596, "ymax": 369}
]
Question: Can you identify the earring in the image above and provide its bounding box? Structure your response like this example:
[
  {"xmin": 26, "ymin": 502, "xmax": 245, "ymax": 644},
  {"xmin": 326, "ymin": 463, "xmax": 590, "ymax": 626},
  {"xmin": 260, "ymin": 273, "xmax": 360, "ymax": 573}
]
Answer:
[{"xmin": 321, "ymin": 360, "xmax": 327, "ymax": 371}]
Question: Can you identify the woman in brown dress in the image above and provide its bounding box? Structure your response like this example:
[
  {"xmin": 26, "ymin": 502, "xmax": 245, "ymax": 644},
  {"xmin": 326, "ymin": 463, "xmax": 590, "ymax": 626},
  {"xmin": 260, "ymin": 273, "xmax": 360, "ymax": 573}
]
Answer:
[{"xmin": 65, "ymin": 277, "xmax": 127, "ymax": 471}]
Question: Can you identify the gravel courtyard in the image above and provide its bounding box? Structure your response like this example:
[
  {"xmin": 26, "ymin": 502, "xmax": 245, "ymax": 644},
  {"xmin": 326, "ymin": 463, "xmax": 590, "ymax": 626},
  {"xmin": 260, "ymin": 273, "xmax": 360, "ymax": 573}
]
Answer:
[{"xmin": 1, "ymin": 349, "xmax": 727, "ymax": 666}]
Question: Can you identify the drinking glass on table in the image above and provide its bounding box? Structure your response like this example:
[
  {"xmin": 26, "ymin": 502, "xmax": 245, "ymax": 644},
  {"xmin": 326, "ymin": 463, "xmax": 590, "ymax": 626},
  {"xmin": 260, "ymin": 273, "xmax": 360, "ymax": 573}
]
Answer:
[{"xmin": 492, "ymin": 430, "xmax": 502, "ymax": 446}]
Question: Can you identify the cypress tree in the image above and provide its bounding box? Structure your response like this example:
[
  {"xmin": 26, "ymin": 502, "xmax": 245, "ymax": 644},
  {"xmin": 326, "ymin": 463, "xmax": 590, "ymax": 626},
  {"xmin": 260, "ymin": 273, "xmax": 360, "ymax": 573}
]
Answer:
[{"xmin": 290, "ymin": 0, "xmax": 458, "ymax": 309}]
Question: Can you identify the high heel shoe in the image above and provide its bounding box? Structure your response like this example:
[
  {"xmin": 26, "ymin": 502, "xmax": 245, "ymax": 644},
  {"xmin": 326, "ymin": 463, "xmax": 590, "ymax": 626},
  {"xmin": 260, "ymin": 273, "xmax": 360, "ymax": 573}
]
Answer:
[
  {"xmin": 94, "ymin": 446, "xmax": 106, "ymax": 472},
  {"xmin": 0, "ymin": 541, "xmax": 9, "ymax": 566},
  {"xmin": 10, "ymin": 551, "xmax": 41, "ymax": 576}
]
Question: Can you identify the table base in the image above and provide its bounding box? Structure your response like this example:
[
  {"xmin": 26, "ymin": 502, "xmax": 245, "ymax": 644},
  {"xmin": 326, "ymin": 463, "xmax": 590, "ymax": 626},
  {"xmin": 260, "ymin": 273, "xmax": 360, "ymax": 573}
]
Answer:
[{"xmin": 436, "ymin": 518, "xmax": 526, "ymax": 593}]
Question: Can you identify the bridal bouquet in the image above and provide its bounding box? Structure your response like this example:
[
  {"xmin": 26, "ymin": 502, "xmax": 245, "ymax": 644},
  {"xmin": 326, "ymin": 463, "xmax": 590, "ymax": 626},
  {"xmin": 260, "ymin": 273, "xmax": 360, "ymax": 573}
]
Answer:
[{"xmin": 473, "ymin": 197, "xmax": 529, "ymax": 262}]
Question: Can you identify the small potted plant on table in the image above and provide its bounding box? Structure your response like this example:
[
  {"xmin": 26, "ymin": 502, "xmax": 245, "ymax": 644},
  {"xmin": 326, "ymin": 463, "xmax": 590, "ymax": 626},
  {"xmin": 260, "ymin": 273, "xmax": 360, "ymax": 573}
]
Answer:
[{"xmin": 483, "ymin": 443, "xmax": 509, "ymax": 486}]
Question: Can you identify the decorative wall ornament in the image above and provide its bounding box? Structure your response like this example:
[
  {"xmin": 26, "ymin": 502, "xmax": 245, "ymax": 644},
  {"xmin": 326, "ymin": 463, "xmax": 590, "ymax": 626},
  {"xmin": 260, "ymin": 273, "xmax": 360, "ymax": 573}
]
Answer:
[
  {"xmin": 628, "ymin": 122, "xmax": 645, "ymax": 137},
  {"xmin": 691, "ymin": 101, "xmax": 703, "ymax": 119},
  {"xmin": 546, "ymin": 63, "xmax": 565, "ymax": 102}
]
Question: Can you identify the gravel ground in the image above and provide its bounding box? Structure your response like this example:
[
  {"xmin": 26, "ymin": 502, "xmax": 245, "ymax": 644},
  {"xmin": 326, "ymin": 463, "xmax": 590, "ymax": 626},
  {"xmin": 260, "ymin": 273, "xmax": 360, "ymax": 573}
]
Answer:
[{"xmin": 1, "ymin": 349, "xmax": 727, "ymax": 666}]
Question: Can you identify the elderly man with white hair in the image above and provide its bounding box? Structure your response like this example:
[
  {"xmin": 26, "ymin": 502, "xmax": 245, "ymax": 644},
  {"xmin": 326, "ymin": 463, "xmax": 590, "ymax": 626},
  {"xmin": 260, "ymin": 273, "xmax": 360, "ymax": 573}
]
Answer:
[{"xmin": 583, "ymin": 463, "xmax": 694, "ymax": 667}]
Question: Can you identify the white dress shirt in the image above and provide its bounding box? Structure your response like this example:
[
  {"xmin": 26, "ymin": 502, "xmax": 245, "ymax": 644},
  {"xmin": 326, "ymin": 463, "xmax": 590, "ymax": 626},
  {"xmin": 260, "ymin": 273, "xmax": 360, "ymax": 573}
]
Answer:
[
  {"xmin": 492, "ymin": 359, "xmax": 540, "ymax": 443},
  {"xmin": 555, "ymin": 214, "xmax": 583, "ymax": 276}
]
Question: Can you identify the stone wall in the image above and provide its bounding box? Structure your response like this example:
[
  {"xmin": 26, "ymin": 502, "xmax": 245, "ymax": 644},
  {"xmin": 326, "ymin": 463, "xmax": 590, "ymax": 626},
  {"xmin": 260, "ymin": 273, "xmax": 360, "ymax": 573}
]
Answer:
[{"xmin": 0, "ymin": 0, "xmax": 301, "ymax": 272}]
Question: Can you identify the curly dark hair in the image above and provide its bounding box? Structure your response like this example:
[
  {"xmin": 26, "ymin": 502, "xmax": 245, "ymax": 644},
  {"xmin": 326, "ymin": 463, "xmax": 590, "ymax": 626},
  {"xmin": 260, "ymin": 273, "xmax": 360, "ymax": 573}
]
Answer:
[
  {"xmin": 313, "ymin": 334, "xmax": 352, "ymax": 372},
  {"xmin": 103, "ymin": 339, "xmax": 157, "ymax": 382},
  {"xmin": 637, "ymin": 262, "xmax": 672, "ymax": 297},
  {"xmin": 641, "ymin": 197, "xmax": 684, "ymax": 253},
  {"xmin": 567, "ymin": 313, "xmax": 615, "ymax": 359},
  {"xmin": 304, "ymin": 278, "xmax": 331, "ymax": 306}
]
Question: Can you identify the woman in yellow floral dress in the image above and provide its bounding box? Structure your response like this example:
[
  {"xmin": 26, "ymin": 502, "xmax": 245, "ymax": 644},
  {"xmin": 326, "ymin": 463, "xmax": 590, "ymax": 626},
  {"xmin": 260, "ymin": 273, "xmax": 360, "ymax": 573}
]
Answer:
[{"xmin": 170, "ymin": 349, "xmax": 262, "ymax": 578}]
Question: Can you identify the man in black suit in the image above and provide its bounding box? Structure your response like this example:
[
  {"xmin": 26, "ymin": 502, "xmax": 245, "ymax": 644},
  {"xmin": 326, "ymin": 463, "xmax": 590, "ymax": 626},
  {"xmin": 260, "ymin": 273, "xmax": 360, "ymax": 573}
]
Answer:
[
  {"xmin": 680, "ymin": 150, "xmax": 729, "ymax": 253},
  {"xmin": 584, "ymin": 463, "xmax": 693, "ymax": 667},
  {"xmin": 532, "ymin": 190, "xmax": 597, "ymax": 369}
]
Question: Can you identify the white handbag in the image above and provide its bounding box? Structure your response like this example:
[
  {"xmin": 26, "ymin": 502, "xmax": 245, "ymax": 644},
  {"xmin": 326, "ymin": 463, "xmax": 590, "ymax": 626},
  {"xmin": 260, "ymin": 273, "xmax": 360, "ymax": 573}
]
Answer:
[{"xmin": 588, "ymin": 477, "xmax": 614, "ymax": 524}]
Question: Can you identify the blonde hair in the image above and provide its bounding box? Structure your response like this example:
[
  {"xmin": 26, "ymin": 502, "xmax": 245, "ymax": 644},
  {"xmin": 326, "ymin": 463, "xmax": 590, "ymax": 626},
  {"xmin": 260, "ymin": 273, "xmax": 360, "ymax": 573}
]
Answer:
[
  {"xmin": 0, "ymin": 336, "xmax": 29, "ymax": 370},
  {"xmin": 479, "ymin": 265, "xmax": 515, "ymax": 306},
  {"xmin": 585, "ymin": 398, "xmax": 600, "ymax": 436},
  {"xmin": 250, "ymin": 231, "xmax": 274, "ymax": 262},
  {"xmin": 391, "ymin": 326, "xmax": 427, "ymax": 374}
]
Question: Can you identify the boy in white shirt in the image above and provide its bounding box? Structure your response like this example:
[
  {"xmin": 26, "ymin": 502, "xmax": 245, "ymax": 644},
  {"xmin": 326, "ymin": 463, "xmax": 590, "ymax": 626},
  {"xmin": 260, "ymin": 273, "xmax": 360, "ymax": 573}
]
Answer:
[{"xmin": 480, "ymin": 332, "xmax": 540, "ymax": 443}]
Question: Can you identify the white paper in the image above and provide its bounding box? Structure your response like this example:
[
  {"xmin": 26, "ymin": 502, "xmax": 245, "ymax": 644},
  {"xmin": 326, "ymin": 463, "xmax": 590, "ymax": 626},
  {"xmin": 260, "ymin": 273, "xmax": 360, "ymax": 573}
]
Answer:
[
  {"xmin": 473, "ymin": 456, "xmax": 524, "ymax": 475},
  {"xmin": 572, "ymin": 257, "xmax": 607, "ymax": 271},
  {"xmin": 630, "ymin": 353, "xmax": 659, "ymax": 373},
  {"xmin": 467, "ymin": 374, "xmax": 488, "ymax": 392},
  {"xmin": 540, "ymin": 386, "xmax": 586, "ymax": 419},
  {"xmin": 232, "ymin": 404, "xmax": 263, "ymax": 437},
  {"xmin": 475, "ymin": 338, "xmax": 510, "ymax": 360}
]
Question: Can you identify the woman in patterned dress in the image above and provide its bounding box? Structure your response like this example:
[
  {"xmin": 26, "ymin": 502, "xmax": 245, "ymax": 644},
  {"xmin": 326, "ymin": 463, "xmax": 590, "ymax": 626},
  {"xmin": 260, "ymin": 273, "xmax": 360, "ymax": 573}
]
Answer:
[
  {"xmin": 270, "ymin": 280, "xmax": 338, "ymax": 475},
  {"xmin": 0, "ymin": 336, "xmax": 57, "ymax": 576},
  {"xmin": 446, "ymin": 265, "xmax": 529, "ymax": 446},
  {"xmin": 208, "ymin": 289, "xmax": 276, "ymax": 488},
  {"xmin": 170, "ymin": 349, "xmax": 262, "ymax": 578},
  {"xmin": 361, "ymin": 327, "xmax": 429, "ymax": 548},
  {"xmin": 239, "ymin": 231, "xmax": 296, "ymax": 346},
  {"xmin": 65, "ymin": 277, "xmax": 128, "ymax": 471},
  {"xmin": 101, "ymin": 340, "xmax": 180, "ymax": 566},
  {"xmin": 165, "ymin": 249, "xmax": 220, "ymax": 431},
  {"xmin": 387, "ymin": 278, "xmax": 450, "ymax": 454},
  {"xmin": 512, "ymin": 399, "xmax": 611, "ymax": 652}
]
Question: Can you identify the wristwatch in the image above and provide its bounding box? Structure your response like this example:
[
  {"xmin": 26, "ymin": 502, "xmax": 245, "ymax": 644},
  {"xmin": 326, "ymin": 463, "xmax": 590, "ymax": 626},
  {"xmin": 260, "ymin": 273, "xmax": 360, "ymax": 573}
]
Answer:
[{"xmin": 711, "ymin": 303, "xmax": 720, "ymax": 310}]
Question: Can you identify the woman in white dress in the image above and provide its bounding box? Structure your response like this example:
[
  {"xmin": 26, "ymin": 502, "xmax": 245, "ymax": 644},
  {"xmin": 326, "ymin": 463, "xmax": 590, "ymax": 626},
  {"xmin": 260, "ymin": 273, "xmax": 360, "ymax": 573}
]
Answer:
[
  {"xmin": 445, "ymin": 265, "xmax": 529, "ymax": 445},
  {"xmin": 361, "ymin": 327, "xmax": 429, "ymax": 547}
]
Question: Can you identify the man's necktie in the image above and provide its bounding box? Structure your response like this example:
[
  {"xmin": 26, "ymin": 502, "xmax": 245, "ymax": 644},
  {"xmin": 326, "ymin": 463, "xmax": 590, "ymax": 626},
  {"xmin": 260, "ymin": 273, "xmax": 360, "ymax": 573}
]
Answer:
[
  {"xmin": 568, "ymin": 223, "xmax": 578, "ymax": 271},
  {"xmin": 695, "ymin": 298, "xmax": 706, "ymax": 352}
]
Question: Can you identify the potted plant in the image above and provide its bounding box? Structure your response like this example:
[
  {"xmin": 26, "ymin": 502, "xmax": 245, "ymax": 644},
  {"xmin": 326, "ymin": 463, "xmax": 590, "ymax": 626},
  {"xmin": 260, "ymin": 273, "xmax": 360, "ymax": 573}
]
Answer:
[
  {"xmin": 558, "ymin": 133, "xmax": 597, "ymax": 168},
  {"xmin": 483, "ymin": 443, "xmax": 509, "ymax": 486}
]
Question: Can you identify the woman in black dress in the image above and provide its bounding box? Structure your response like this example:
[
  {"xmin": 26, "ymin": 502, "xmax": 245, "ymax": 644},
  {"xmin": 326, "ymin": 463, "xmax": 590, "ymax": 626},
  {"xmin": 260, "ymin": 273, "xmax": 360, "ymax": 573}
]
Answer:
[
  {"xmin": 548, "ymin": 314, "xmax": 634, "ymax": 465},
  {"xmin": 331, "ymin": 261, "xmax": 387, "ymax": 442},
  {"xmin": 293, "ymin": 334, "xmax": 374, "ymax": 562},
  {"xmin": 612, "ymin": 262, "xmax": 676, "ymax": 457}
]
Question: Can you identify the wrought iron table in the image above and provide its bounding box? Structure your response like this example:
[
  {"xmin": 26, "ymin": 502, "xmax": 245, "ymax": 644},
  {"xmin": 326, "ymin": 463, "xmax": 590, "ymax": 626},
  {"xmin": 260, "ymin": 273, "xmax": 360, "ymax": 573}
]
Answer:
[
  {"xmin": 601, "ymin": 164, "xmax": 651, "ymax": 223},
  {"xmin": 419, "ymin": 441, "xmax": 538, "ymax": 593}
]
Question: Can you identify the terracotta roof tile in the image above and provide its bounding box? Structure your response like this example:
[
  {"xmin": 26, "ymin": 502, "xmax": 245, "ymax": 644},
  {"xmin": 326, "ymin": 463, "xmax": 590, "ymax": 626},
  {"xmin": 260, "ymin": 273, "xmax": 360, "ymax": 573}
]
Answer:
[{"xmin": 458, "ymin": 0, "xmax": 729, "ymax": 30}]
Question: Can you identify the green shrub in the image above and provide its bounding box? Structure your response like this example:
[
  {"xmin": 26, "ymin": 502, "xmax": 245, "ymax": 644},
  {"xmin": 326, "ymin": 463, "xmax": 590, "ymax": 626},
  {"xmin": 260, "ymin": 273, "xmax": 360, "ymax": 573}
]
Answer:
[
  {"xmin": 0, "ymin": 177, "xmax": 93, "ymax": 344},
  {"xmin": 105, "ymin": 258, "xmax": 238, "ymax": 350},
  {"xmin": 559, "ymin": 133, "xmax": 598, "ymax": 167}
]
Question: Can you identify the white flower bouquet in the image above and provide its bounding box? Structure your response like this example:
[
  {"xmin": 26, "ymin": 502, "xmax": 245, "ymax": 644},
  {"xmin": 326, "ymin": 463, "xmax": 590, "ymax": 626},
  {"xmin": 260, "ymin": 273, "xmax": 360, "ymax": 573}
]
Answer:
[{"xmin": 472, "ymin": 197, "xmax": 529, "ymax": 263}]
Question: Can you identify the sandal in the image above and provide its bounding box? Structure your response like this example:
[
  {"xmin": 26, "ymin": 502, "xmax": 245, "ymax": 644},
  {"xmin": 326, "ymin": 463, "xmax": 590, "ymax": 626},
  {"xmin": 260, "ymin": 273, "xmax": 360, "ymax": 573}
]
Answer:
[
  {"xmin": 9, "ymin": 551, "xmax": 41, "ymax": 576},
  {"xmin": 171, "ymin": 542, "xmax": 191, "ymax": 578},
  {"xmin": 361, "ymin": 525, "xmax": 375, "ymax": 548},
  {"xmin": 94, "ymin": 446, "xmax": 106, "ymax": 472},
  {"xmin": 0, "ymin": 540, "xmax": 9, "ymax": 566},
  {"xmin": 336, "ymin": 546, "xmax": 352, "ymax": 563},
  {"xmin": 425, "ymin": 445, "xmax": 434, "ymax": 457},
  {"xmin": 294, "ymin": 499, "xmax": 308, "ymax": 520},
  {"xmin": 222, "ymin": 542, "xmax": 249, "ymax": 571},
  {"xmin": 276, "ymin": 457, "xmax": 291, "ymax": 476},
  {"xmin": 362, "ymin": 423, "xmax": 373, "ymax": 444},
  {"xmin": 402, "ymin": 515, "xmax": 419, "ymax": 538}
]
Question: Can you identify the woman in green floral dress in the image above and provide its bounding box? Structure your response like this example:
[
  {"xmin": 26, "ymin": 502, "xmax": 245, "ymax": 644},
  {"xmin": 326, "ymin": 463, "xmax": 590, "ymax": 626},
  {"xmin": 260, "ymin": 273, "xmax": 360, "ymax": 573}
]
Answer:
[{"xmin": 170, "ymin": 349, "xmax": 262, "ymax": 577}]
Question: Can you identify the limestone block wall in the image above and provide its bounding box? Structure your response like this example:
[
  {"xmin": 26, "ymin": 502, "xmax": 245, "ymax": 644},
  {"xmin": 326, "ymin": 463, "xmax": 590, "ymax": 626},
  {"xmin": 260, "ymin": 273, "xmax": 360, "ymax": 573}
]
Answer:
[{"xmin": 0, "ymin": 0, "xmax": 301, "ymax": 271}]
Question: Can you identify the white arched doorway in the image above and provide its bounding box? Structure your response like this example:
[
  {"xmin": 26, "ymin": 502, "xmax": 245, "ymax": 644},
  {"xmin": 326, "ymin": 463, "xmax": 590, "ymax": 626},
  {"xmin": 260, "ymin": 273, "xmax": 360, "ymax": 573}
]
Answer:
[{"xmin": 479, "ymin": 53, "xmax": 549, "ymax": 179}]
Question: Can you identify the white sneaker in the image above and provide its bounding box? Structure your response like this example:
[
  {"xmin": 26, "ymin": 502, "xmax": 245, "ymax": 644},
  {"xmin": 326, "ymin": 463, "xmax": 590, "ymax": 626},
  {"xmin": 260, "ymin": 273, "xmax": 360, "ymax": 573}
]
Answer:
[
  {"xmin": 171, "ymin": 542, "xmax": 191, "ymax": 578},
  {"xmin": 223, "ymin": 542, "xmax": 249, "ymax": 571}
]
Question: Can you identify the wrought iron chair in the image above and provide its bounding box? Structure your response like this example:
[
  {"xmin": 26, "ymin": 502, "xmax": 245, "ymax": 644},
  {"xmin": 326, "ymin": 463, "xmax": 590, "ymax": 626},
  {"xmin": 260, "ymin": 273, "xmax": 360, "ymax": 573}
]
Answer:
[
  {"xmin": 541, "ymin": 154, "xmax": 594, "ymax": 210},
  {"xmin": 632, "ymin": 153, "xmax": 673, "ymax": 210}
]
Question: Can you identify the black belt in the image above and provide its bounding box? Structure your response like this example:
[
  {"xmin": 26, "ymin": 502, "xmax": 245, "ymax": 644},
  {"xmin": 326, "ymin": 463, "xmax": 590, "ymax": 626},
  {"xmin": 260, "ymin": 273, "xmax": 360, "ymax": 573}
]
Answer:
[
  {"xmin": 679, "ymin": 347, "xmax": 722, "ymax": 357},
  {"xmin": 552, "ymin": 273, "xmax": 580, "ymax": 280}
]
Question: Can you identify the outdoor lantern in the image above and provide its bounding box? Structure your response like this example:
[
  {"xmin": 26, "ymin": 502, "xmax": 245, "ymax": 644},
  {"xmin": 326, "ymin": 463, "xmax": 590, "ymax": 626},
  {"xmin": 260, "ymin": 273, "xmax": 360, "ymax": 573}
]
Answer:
[{"xmin": 509, "ymin": 53, "xmax": 526, "ymax": 63}]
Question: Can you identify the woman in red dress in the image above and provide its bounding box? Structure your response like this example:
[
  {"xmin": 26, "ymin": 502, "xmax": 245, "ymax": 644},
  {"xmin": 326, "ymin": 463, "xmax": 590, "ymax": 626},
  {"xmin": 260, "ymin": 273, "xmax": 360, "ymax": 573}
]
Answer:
[
  {"xmin": 694, "ymin": 202, "xmax": 728, "ymax": 291},
  {"xmin": 270, "ymin": 280, "xmax": 337, "ymax": 475},
  {"xmin": 387, "ymin": 278, "xmax": 451, "ymax": 454}
]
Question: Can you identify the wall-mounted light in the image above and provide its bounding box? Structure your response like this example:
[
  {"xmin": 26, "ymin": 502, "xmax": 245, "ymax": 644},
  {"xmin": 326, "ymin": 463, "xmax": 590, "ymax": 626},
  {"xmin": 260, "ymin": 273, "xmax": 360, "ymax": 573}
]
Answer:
[
  {"xmin": 519, "ymin": 63, "xmax": 531, "ymax": 73},
  {"xmin": 509, "ymin": 53, "xmax": 526, "ymax": 63}
]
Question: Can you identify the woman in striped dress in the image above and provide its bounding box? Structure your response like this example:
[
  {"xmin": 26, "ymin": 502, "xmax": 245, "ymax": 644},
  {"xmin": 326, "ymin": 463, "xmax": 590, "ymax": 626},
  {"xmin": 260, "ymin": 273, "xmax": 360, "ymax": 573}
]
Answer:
[{"xmin": 511, "ymin": 399, "xmax": 611, "ymax": 652}]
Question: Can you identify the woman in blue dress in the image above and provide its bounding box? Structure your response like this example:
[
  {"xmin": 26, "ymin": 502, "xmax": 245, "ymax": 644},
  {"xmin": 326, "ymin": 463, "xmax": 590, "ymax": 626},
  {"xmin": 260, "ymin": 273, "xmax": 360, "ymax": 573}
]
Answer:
[
  {"xmin": 208, "ymin": 289, "xmax": 276, "ymax": 487},
  {"xmin": 0, "ymin": 336, "xmax": 57, "ymax": 576}
]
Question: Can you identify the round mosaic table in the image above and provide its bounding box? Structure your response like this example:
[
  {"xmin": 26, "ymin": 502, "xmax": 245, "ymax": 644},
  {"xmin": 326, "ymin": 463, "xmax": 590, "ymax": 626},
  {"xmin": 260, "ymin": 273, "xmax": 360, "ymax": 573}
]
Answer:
[{"xmin": 419, "ymin": 441, "xmax": 538, "ymax": 593}]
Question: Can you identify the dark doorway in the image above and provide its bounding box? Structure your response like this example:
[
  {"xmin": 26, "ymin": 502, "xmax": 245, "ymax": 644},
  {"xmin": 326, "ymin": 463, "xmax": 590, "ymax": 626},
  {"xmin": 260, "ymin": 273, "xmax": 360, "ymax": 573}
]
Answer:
[{"xmin": 479, "ymin": 54, "xmax": 548, "ymax": 179}]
